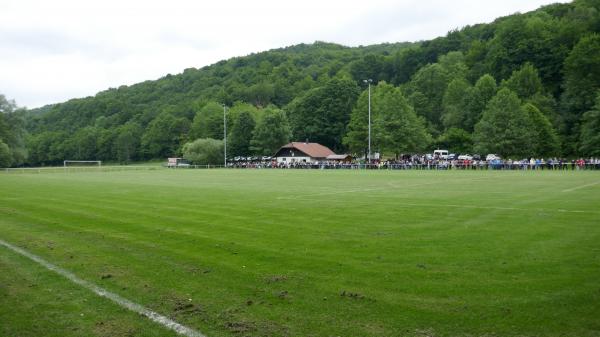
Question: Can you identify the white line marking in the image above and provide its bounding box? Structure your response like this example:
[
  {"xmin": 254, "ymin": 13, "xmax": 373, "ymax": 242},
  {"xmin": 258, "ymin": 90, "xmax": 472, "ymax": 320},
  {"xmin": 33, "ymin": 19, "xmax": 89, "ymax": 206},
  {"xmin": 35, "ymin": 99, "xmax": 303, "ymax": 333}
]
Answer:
[
  {"xmin": 276, "ymin": 177, "xmax": 493, "ymax": 200},
  {"xmin": 276, "ymin": 181, "xmax": 441, "ymax": 200},
  {"xmin": 0, "ymin": 238, "xmax": 205, "ymax": 337},
  {"xmin": 278, "ymin": 198, "xmax": 597, "ymax": 214},
  {"xmin": 562, "ymin": 181, "xmax": 600, "ymax": 192}
]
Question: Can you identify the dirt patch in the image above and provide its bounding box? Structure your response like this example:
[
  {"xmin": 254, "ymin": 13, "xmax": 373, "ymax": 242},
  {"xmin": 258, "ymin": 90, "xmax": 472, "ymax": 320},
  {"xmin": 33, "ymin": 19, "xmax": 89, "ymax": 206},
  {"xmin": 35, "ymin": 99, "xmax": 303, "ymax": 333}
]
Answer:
[
  {"xmin": 225, "ymin": 320, "xmax": 257, "ymax": 334},
  {"xmin": 265, "ymin": 275, "xmax": 288, "ymax": 283},
  {"xmin": 161, "ymin": 295, "xmax": 205, "ymax": 318},
  {"xmin": 94, "ymin": 320, "xmax": 136, "ymax": 337},
  {"xmin": 414, "ymin": 328, "xmax": 438, "ymax": 337},
  {"xmin": 340, "ymin": 290, "xmax": 366, "ymax": 300},
  {"xmin": 173, "ymin": 300, "xmax": 203, "ymax": 316}
]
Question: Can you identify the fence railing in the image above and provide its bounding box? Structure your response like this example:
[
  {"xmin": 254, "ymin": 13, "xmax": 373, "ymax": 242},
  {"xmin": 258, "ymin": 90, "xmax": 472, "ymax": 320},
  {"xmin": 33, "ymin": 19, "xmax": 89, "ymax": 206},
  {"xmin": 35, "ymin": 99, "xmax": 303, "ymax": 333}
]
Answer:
[
  {"xmin": 1, "ymin": 165, "xmax": 164, "ymax": 174},
  {"xmin": 227, "ymin": 162, "xmax": 600, "ymax": 170},
  {"xmin": 3, "ymin": 162, "xmax": 600, "ymax": 173}
]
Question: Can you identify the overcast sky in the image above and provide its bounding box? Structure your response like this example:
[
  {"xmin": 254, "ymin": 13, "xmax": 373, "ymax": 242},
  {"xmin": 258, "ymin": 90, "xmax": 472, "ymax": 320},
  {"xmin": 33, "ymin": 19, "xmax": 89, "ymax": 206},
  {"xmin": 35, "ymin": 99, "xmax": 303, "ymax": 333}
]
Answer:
[{"xmin": 1, "ymin": 0, "xmax": 567, "ymax": 108}]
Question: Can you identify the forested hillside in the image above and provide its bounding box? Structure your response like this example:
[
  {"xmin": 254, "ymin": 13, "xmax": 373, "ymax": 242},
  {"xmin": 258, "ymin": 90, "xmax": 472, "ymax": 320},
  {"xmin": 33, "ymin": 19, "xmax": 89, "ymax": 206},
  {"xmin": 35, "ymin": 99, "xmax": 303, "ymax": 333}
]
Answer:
[{"xmin": 4, "ymin": 0, "xmax": 600, "ymax": 166}]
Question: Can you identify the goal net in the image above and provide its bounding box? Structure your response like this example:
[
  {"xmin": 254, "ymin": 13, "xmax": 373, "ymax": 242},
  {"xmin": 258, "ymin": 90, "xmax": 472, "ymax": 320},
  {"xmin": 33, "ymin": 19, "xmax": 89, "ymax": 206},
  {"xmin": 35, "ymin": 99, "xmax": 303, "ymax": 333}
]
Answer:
[{"xmin": 63, "ymin": 160, "xmax": 102, "ymax": 167}]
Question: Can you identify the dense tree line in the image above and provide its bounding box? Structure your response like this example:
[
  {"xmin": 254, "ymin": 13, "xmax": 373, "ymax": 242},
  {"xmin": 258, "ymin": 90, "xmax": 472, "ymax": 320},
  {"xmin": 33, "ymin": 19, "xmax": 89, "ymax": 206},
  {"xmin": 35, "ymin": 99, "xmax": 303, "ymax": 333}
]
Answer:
[
  {"xmin": 0, "ymin": 95, "xmax": 27, "ymax": 167},
  {"xmin": 7, "ymin": 0, "xmax": 600, "ymax": 167}
]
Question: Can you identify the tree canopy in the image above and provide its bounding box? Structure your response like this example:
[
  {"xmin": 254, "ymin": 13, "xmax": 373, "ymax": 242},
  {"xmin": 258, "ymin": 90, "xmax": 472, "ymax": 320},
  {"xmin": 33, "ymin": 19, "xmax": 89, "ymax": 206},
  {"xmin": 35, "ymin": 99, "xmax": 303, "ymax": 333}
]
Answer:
[{"xmin": 8, "ymin": 0, "xmax": 600, "ymax": 167}]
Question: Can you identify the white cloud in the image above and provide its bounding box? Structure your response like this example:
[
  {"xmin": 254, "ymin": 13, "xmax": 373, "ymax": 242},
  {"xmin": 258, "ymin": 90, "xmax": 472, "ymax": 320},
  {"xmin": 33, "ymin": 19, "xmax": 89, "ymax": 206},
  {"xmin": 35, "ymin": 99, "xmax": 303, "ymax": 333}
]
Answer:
[{"xmin": 0, "ymin": 0, "xmax": 568, "ymax": 108}]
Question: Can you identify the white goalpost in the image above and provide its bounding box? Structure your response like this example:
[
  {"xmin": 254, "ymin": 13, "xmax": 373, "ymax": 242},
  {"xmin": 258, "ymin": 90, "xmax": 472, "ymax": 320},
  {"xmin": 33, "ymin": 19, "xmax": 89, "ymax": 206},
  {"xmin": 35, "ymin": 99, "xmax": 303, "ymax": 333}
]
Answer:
[{"xmin": 63, "ymin": 160, "xmax": 102, "ymax": 167}]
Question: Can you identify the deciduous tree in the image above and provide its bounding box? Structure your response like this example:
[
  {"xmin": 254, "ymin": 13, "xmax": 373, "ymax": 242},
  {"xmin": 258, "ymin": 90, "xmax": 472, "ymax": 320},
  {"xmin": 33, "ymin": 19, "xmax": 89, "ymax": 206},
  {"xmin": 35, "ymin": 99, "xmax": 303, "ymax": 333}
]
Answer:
[
  {"xmin": 579, "ymin": 94, "xmax": 600, "ymax": 156},
  {"xmin": 474, "ymin": 88, "xmax": 534, "ymax": 157},
  {"xmin": 182, "ymin": 138, "xmax": 224, "ymax": 165},
  {"xmin": 250, "ymin": 107, "xmax": 291, "ymax": 155}
]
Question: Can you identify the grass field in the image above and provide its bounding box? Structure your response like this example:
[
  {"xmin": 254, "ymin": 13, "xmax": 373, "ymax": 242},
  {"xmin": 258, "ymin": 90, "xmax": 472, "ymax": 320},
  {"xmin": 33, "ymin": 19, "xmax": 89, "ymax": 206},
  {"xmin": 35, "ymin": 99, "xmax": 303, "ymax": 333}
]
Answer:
[{"xmin": 1, "ymin": 169, "xmax": 599, "ymax": 337}]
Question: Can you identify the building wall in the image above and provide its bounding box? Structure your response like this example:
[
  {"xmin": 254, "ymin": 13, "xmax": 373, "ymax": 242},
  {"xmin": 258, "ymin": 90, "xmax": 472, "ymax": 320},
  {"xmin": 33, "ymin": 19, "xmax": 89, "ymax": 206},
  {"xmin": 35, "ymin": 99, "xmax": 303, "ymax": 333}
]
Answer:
[{"xmin": 276, "ymin": 156, "xmax": 313, "ymax": 163}]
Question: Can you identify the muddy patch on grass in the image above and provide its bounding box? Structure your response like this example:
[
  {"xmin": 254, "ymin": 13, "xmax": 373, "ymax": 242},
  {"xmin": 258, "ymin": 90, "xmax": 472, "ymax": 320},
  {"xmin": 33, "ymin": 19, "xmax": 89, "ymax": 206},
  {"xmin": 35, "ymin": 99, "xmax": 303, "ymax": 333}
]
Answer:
[
  {"xmin": 340, "ymin": 290, "xmax": 376, "ymax": 302},
  {"xmin": 219, "ymin": 307, "xmax": 289, "ymax": 336},
  {"xmin": 94, "ymin": 320, "xmax": 137, "ymax": 337},
  {"xmin": 224, "ymin": 319, "xmax": 290, "ymax": 336},
  {"xmin": 225, "ymin": 320, "xmax": 257, "ymax": 334},
  {"xmin": 173, "ymin": 300, "xmax": 203, "ymax": 316},
  {"xmin": 413, "ymin": 328, "xmax": 438, "ymax": 337},
  {"xmin": 160, "ymin": 294, "xmax": 206, "ymax": 320},
  {"xmin": 264, "ymin": 275, "xmax": 288, "ymax": 284},
  {"xmin": 340, "ymin": 290, "xmax": 364, "ymax": 299}
]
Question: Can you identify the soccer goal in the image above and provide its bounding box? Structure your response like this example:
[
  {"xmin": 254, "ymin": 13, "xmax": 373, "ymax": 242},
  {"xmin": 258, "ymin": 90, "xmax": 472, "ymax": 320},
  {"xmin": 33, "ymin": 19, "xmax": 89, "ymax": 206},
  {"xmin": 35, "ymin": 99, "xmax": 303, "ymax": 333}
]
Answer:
[{"xmin": 63, "ymin": 160, "xmax": 102, "ymax": 167}]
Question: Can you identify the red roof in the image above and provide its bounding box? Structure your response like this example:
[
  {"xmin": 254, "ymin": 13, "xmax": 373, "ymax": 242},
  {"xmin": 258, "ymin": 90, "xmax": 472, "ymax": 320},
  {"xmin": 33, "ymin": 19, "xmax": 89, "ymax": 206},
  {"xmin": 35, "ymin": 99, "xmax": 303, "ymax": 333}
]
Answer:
[{"xmin": 279, "ymin": 142, "xmax": 335, "ymax": 158}]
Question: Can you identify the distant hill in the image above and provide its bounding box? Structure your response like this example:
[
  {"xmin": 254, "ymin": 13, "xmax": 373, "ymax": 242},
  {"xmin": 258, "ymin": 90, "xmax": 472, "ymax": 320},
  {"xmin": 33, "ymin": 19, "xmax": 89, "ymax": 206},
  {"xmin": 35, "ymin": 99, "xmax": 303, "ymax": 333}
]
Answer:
[{"xmin": 19, "ymin": 0, "xmax": 600, "ymax": 165}]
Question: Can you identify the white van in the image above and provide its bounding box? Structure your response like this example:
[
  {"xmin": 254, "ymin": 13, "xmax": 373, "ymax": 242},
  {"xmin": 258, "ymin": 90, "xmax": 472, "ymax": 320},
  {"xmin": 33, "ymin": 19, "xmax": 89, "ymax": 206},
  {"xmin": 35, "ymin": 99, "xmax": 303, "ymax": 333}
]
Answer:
[{"xmin": 433, "ymin": 149, "xmax": 449, "ymax": 159}]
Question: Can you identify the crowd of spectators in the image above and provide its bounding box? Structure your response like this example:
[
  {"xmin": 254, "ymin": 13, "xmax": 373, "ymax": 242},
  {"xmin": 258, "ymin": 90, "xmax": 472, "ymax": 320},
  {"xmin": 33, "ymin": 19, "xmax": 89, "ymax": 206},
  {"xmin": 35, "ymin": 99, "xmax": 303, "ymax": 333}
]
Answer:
[
  {"xmin": 381, "ymin": 157, "xmax": 600, "ymax": 170},
  {"xmin": 227, "ymin": 156, "xmax": 600, "ymax": 170}
]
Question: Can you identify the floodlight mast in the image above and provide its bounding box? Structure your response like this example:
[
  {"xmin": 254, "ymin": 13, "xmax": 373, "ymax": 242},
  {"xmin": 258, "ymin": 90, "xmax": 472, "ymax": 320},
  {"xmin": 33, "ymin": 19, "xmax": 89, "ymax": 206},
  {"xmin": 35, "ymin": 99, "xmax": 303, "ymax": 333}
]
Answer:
[
  {"xmin": 223, "ymin": 104, "xmax": 227, "ymax": 168},
  {"xmin": 363, "ymin": 79, "xmax": 373, "ymax": 165}
]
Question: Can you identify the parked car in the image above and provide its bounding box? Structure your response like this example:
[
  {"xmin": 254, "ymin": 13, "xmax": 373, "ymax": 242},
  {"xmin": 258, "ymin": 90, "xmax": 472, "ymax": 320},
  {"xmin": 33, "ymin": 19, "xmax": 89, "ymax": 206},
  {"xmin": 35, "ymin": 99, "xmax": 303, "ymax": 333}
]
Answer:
[
  {"xmin": 486, "ymin": 154, "xmax": 501, "ymax": 161},
  {"xmin": 473, "ymin": 154, "xmax": 481, "ymax": 161},
  {"xmin": 447, "ymin": 153, "xmax": 457, "ymax": 160},
  {"xmin": 458, "ymin": 154, "xmax": 473, "ymax": 160},
  {"xmin": 433, "ymin": 149, "xmax": 448, "ymax": 159}
]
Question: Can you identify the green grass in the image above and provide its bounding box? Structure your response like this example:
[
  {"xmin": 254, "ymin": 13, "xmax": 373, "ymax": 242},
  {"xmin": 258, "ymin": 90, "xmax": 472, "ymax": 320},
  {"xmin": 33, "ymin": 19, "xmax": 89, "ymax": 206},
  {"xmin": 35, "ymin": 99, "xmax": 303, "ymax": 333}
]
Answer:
[{"xmin": 1, "ymin": 169, "xmax": 599, "ymax": 337}]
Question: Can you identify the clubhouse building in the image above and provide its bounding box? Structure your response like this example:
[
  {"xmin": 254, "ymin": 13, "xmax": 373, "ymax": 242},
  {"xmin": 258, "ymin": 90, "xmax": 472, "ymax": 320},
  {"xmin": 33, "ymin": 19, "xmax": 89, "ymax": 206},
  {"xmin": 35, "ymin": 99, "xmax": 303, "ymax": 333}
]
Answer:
[{"xmin": 273, "ymin": 142, "xmax": 351, "ymax": 163}]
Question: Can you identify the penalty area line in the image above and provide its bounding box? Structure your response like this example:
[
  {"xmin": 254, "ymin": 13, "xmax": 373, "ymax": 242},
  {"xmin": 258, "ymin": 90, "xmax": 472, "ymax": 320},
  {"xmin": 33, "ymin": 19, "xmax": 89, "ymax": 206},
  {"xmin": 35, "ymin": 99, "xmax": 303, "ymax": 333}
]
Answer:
[
  {"xmin": 562, "ymin": 181, "xmax": 600, "ymax": 192},
  {"xmin": 0, "ymin": 238, "xmax": 206, "ymax": 337}
]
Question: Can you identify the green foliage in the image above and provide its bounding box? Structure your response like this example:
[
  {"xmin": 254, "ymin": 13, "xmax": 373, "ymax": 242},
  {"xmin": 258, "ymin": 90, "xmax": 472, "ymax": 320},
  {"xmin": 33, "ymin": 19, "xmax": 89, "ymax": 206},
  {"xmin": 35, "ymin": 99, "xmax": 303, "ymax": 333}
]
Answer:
[
  {"xmin": 0, "ymin": 94, "xmax": 28, "ymax": 166},
  {"xmin": 407, "ymin": 63, "xmax": 451, "ymax": 130},
  {"xmin": 190, "ymin": 102, "xmax": 224, "ymax": 140},
  {"xmin": 343, "ymin": 91, "xmax": 370, "ymax": 156},
  {"xmin": 349, "ymin": 54, "xmax": 387, "ymax": 83},
  {"xmin": 182, "ymin": 138, "xmax": 224, "ymax": 165},
  {"xmin": 501, "ymin": 63, "xmax": 544, "ymax": 99},
  {"xmin": 26, "ymin": 131, "xmax": 65, "ymax": 165},
  {"xmin": 436, "ymin": 128, "xmax": 474, "ymax": 154},
  {"xmin": 115, "ymin": 122, "xmax": 143, "ymax": 163},
  {"xmin": 442, "ymin": 78, "xmax": 472, "ymax": 129},
  {"xmin": 485, "ymin": 11, "xmax": 568, "ymax": 94},
  {"xmin": 16, "ymin": 1, "xmax": 600, "ymax": 161},
  {"xmin": 523, "ymin": 103, "xmax": 561, "ymax": 157},
  {"xmin": 65, "ymin": 126, "xmax": 100, "ymax": 160},
  {"xmin": 0, "ymin": 139, "xmax": 12, "ymax": 167},
  {"xmin": 474, "ymin": 88, "xmax": 534, "ymax": 157},
  {"xmin": 288, "ymin": 78, "xmax": 359, "ymax": 152},
  {"xmin": 562, "ymin": 34, "xmax": 600, "ymax": 115},
  {"xmin": 250, "ymin": 107, "xmax": 291, "ymax": 155},
  {"xmin": 579, "ymin": 93, "xmax": 600, "ymax": 156},
  {"xmin": 345, "ymin": 82, "xmax": 431, "ymax": 157},
  {"xmin": 244, "ymin": 82, "xmax": 275, "ymax": 107},
  {"xmin": 141, "ymin": 113, "xmax": 190, "ymax": 158},
  {"xmin": 377, "ymin": 84, "xmax": 431, "ymax": 156},
  {"xmin": 228, "ymin": 111, "xmax": 256, "ymax": 157},
  {"xmin": 438, "ymin": 51, "xmax": 468, "ymax": 79},
  {"xmin": 463, "ymin": 74, "xmax": 498, "ymax": 132}
]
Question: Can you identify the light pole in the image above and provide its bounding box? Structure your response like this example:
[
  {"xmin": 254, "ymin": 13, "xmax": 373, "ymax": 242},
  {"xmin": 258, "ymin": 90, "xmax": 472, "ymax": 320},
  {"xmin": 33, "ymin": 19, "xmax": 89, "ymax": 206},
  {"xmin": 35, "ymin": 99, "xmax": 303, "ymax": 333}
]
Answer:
[
  {"xmin": 223, "ymin": 104, "xmax": 227, "ymax": 168},
  {"xmin": 363, "ymin": 79, "xmax": 372, "ymax": 165}
]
